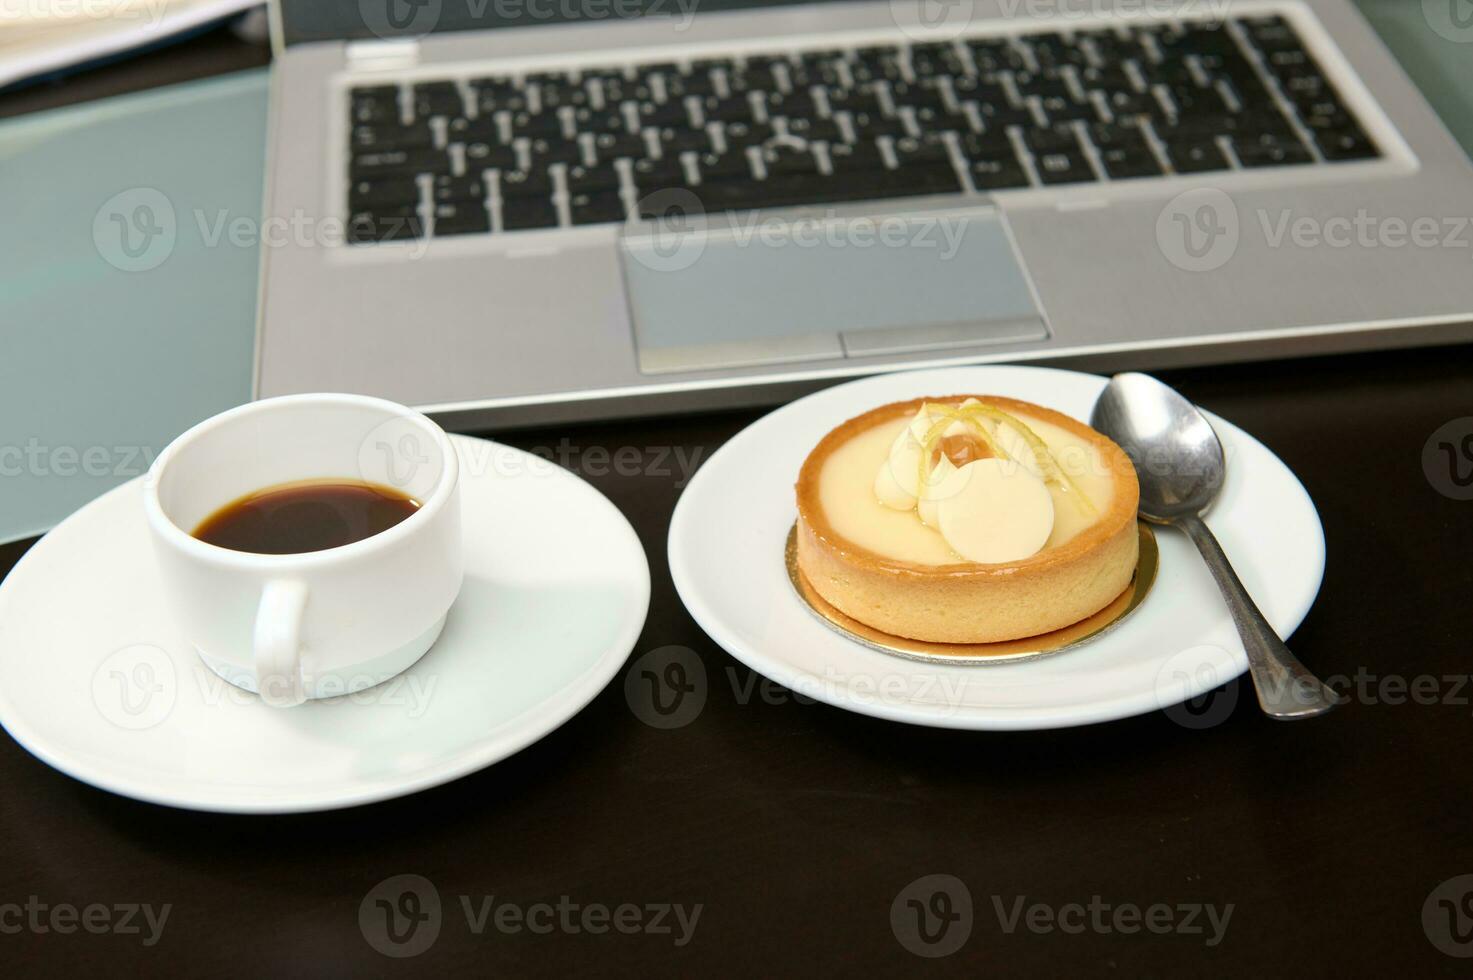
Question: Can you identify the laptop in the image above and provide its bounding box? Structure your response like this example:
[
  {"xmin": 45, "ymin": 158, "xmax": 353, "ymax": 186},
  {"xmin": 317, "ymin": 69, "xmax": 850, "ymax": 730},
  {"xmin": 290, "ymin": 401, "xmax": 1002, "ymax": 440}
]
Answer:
[{"xmin": 257, "ymin": 0, "xmax": 1473, "ymax": 428}]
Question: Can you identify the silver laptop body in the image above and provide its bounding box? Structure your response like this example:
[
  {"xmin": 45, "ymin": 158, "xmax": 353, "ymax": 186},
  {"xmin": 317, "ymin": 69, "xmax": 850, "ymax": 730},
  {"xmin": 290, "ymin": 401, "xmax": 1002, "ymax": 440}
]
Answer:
[{"xmin": 258, "ymin": 0, "xmax": 1473, "ymax": 428}]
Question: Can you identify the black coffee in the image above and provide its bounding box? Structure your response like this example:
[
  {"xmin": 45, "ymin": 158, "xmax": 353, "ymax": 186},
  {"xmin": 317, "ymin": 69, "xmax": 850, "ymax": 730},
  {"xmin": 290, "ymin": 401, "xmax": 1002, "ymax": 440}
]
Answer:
[{"xmin": 193, "ymin": 480, "xmax": 419, "ymax": 555}]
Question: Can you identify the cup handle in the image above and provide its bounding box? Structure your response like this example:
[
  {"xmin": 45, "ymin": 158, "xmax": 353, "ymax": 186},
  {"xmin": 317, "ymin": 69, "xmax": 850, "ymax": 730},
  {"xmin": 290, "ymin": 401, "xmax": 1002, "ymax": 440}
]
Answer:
[{"xmin": 254, "ymin": 579, "xmax": 308, "ymax": 707}]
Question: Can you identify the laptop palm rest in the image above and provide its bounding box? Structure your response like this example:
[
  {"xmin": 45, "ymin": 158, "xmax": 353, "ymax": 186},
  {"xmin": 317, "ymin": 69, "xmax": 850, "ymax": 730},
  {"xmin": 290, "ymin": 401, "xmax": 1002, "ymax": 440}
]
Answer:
[{"xmin": 619, "ymin": 202, "xmax": 1049, "ymax": 375}]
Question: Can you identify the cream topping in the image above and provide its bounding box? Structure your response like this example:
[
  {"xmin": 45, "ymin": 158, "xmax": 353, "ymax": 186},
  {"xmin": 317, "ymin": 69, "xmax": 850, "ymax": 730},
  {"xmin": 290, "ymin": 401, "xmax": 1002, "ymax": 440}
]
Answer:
[{"xmin": 818, "ymin": 402, "xmax": 1115, "ymax": 566}]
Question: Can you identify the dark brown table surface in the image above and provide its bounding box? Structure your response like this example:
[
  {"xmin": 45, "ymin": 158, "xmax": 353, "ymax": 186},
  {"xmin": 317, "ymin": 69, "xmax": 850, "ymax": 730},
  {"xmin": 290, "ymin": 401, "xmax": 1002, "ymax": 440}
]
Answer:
[{"xmin": 4, "ymin": 26, "xmax": 1473, "ymax": 977}]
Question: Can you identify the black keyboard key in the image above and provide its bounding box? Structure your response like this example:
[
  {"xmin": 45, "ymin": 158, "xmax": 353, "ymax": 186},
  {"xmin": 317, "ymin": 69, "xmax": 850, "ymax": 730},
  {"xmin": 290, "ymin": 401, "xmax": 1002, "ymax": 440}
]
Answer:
[
  {"xmin": 1099, "ymin": 149, "xmax": 1163, "ymax": 179},
  {"xmin": 849, "ymin": 112, "xmax": 908, "ymax": 140},
  {"xmin": 722, "ymin": 121, "xmax": 777, "ymax": 148},
  {"xmin": 1023, "ymin": 125, "xmax": 1080, "ymax": 154},
  {"xmin": 826, "ymin": 89, "xmax": 883, "ymax": 115},
  {"xmin": 763, "ymin": 91, "xmax": 820, "ymax": 120},
  {"xmin": 463, "ymin": 142, "xmax": 518, "ymax": 170},
  {"xmin": 349, "ymin": 177, "xmax": 420, "ymax": 209},
  {"xmin": 888, "ymin": 82, "xmax": 948, "ymax": 112},
  {"xmin": 762, "ymin": 145, "xmax": 819, "ymax": 177},
  {"xmin": 447, "ymin": 116, "xmax": 502, "ymax": 145},
  {"xmin": 591, "ymin": 132, "xmax": 646, "ymax": 160},
  {"xmin": 569, "ymin": 191, "xmax": 627, "ymax": 225},
  {"xmin": 1167, "ymin": 84, "xmax": 1229, "ymax": 119},
  {"xmin": 534, "ymin": 79, "xmax": 589, "ymax": 110},
  {"xmin": 635, "ymin": 100, "xmax": 692, "ymax": 128},
  {"xmin": 1316, "ymin": 127, "xmax": 1377, "ymax": 161},
  {"xmin": 351, "ymin": 147, "xmax": 451, "ymax": 178},
  {"xmin": 351, "ymin": 121, "xmax": 433, "ymax": 150},
  {"xmin": 1036, "ymin": 95, "xmax": 1098, "ymax": 125},
  {"xmin": 827, "ymin": 140, "xmax": 887, "ymax": 173},
  {"xmin": 651, "ymin": 127, "xmax": 715, "ymax": 155},
  {"xmin": 630, "ymin": 156, "xmax": 688, "ymax": 189},
  {"xmin": 350, "ymin": 87, "xmax": 399, "ymax": 125},
  {"xmin": 1032, "ymin": 148, "xmax": 1095, "ymax": 184},
  {"xmin": 694, "ymin": 152, "xmax": 754, "ymax": 182},
  {"xmin": 892, "ymin": 134, "xmax": 952, "ymax": 167},
  {"xmin": 498, "ymin": 169, "xmax": 554, "ymax": 199},
  {"xmin": 348, "ymin": 208, "xmax": 423, "ymax": 243},
  {"xmin": 1103, "ymin": 90, "xmax": 1157, "ymax": 119},
  {"xmin": 665, "ymin": 70, "xmax": 717, "ymax": 98},
  {"xmin": 783, "ymin": 117, "xmax": 843, "ymax": 143},
  {"xmin": 433, "ymin": 202, "xmax": 489, "ymax": 236},
  {"xmin": 566, "ymin": 163, "xmax": 622, "ymax": 195},
  {"xmin": 412, "ymin": 82, "xmax": 464, "ymax": 118},
  {"xmin": 966, "ymin": 155, "xmax": 1031, "ymax": 190},
  {"xmin": 727, "ymin": 64, "xmax": 777, "ymax": 92},
  {"xmin": 702, "ymin": 96, "xmax": 757, "ymax": 124},
  {"xmin": 973, "ymin": 101, "xmax": 1035, "ymax": 130},
  {"xmin": 431, "ymin": 175, "xmax": 486, "ymax": 203},
  {"xmin": 1163, "ymin": 137, "xmax": 1231, "ymax": 173},
  {"xmin": 968, "ymin": 40, "xmax": 1027, "ymax": 73},
  {"xmin": 1012, "ymin": 73, "xmax": 1072, "ymax": 101},
  {"xmin": 911, "ymin": 105, "xmax": 973, "ymax": 134},
  {"xmin": 500, "ymin": 198, "xmax": 559, "ymax": 231},
  {"xmin": 1232, "ymin": 131, "xmax": 1312, "ymax": 168},
  {"xmin": 850, "ymin": 48, "xmax": 906, "ymax": 84},
  {"xmin": 571, "ymin": 108, "xmax": 628, "ymax": 134},
  {"xmin": 472, "ymin": 87, "xmax": 529, "ymax": 115},
  {"xmin": 509, "ymin": 111, "xmax": 566, "ymax": 140},
  {"xmin": 527, "ymin": 138, "xmax": 583, "ymax": 167}
]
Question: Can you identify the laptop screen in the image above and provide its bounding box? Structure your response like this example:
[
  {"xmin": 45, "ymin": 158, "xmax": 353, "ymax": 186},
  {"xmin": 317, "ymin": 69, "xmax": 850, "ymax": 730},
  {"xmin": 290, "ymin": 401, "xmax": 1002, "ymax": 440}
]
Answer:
[{"xmin": 278, "ymin": 0, "xmax": 854, "ymax": 46}]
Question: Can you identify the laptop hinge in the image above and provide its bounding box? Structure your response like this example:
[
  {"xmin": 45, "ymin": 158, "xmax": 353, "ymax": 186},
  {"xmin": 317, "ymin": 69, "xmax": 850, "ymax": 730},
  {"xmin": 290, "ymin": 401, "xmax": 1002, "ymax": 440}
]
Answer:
[{"xmin": 344, "ymin": 38, "xmax": 420, "ymax": 71}]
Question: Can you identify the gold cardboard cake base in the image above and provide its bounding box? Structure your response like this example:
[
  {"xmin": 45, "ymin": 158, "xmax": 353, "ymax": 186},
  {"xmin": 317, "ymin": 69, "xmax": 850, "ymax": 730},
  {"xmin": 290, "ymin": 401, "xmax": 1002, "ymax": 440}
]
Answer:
[{"xmin": 785, "ymin": 522, "xmax": 1158, "ymax": 666}]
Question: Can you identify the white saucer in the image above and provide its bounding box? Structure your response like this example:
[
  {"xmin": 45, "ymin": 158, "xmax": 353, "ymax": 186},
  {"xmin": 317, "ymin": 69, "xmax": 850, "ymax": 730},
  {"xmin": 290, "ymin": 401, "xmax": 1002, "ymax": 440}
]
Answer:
[
  {"xmin": 0, "ymin": 435, "xmax": 649, "ymax": 812},
  {"xmin": 669, "ymin": 366, "xmax": 1325, "ymax": 730}
]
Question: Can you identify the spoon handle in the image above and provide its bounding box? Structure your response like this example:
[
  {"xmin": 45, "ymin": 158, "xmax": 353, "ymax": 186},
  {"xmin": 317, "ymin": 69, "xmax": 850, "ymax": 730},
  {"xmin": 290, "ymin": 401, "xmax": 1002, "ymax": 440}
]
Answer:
[{"xmin": 1175, "ymin": 514, "xmax": 1339, "ymax": 719}]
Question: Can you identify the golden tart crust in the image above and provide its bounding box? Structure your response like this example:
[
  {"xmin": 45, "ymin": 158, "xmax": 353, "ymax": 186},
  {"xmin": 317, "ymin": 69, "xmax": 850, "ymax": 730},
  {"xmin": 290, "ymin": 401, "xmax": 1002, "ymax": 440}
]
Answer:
[{"xmin": 794, "ymin": 395, "xmax": 1140, "ymax": 644}]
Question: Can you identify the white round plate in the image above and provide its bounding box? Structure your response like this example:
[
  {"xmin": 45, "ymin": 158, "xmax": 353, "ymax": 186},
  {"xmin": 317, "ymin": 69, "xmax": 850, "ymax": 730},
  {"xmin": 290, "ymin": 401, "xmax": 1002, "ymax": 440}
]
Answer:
[
  {"xmin": 0, "ymin": 435, "xmax": 650, "ymax": 812},
  {"xmin": 669, "ymin": 366, "xmax": 1325, "ymax": 730}
]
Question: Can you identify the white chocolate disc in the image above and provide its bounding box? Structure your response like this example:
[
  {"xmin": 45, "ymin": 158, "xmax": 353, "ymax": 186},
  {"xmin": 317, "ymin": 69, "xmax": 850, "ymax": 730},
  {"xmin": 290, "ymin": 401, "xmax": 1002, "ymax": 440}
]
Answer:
[
  {"xmin": 936, "ymin": 458, "xmax": 1055, "ymax": 563},
  {"xmin": 917, "ymin": 455, "xmax": 965, "ymax": 528}
]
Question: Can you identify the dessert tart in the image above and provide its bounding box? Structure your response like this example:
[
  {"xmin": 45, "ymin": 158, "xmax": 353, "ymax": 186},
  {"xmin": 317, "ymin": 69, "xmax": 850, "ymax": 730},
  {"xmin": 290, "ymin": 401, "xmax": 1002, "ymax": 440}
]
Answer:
[{"xmin": 794, "ymin": 396, "xmax": 1140, "ymax": 644}]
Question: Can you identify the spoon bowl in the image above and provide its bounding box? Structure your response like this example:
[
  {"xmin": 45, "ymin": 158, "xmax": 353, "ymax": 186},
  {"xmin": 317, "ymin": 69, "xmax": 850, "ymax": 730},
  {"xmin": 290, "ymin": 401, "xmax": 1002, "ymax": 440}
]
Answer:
[
  {"xmin": 1090, "ymin": 372, "xmax": 1225, "ymax": 523},
  {"xmin": 1090, "ymin": 372, "xmax": 1338, "ymax": 720}
]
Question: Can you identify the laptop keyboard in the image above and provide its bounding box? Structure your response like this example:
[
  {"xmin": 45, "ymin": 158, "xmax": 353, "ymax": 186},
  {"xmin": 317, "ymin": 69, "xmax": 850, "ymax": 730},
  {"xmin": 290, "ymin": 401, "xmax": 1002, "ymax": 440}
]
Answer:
[{"xmin": 344, "ymin": 14, "xmax": 1379, "ymax": 244}]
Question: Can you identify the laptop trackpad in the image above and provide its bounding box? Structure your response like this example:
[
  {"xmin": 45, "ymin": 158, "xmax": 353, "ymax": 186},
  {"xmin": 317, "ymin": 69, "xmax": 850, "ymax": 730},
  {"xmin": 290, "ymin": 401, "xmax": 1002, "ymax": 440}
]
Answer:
[{"xmin": 620, "ymin": 203, "xmax": 1048, "ymax": 375}]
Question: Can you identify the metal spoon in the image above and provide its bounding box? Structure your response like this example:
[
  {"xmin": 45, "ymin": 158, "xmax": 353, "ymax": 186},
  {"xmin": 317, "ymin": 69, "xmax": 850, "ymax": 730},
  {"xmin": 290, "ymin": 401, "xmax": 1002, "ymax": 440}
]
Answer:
[{"xmin": 1090, "ymin": 372, "xmax": 1338, "ymax": 720}]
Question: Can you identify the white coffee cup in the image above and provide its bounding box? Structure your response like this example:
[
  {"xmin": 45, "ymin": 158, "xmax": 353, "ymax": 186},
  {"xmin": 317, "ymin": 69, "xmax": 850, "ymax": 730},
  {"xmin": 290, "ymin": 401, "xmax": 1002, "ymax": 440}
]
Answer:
[{"xmin": 144, "ymin": 393, "xmax": 463, "ymax": 707}]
